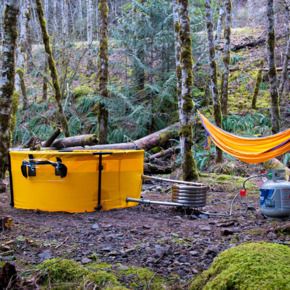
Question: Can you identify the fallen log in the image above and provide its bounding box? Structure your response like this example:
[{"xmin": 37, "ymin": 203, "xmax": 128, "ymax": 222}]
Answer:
[
  {"xmin": 56, "ymin": 122, "xmax": 180, "ymax": 151},
  {"xmin": 148, "ymin": 147, "xmax": 180, "ymax": 161},
  {"xmin": 52, "ymin": 134, "xmax": 99, "ymax": 149},
  {"xmin": 41, "ymin": 128, "xmax": 61, "ymax": 147},
  {"xmin": 144, "ymin": 163, "xmax": 173, "ymax": 174}
]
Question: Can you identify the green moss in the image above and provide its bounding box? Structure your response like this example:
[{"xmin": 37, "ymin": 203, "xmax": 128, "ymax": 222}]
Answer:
[
  {"xmin": 118, "ymin": 266, "xmax": 166, "ymax": 290},
  {"xmin": 86, "ymin": 270, "xmax": 120, "ymax": 288},
  {"xmin": 190, "ymin": 242, "xmax": 290, "ymax": 290},
  {"xmin": 37, "ymin": 258, "xmax": 88, "ymax": 283},
  {"xmin": 72, "ymin": 85, "xmax": 93, "ymax": 98}
]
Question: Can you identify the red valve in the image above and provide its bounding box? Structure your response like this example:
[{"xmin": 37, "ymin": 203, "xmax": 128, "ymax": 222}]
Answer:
[{"xmin": 240, "ymin": 189, "xmax": 247, "ymax": 197}]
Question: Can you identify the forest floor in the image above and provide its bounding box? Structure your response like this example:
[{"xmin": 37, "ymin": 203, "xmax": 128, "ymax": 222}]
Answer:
[{"xmin": 0, "ymin": 174, "xmax": 289, "ymax": 288}]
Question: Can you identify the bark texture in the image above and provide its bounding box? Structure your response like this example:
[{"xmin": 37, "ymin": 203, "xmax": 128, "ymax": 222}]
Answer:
[
  {"xmin": 64, "ymin": 122, "xmax": 179, "ymax": 151},
  {"xmin": 177, "ymin": 0, "xmax": 198, "ymax": 181},
  {"xmin": 0, "ymin": 0, "xmax": 19, "ymax": 182},
  {"xmin": 35, "ymin": 0, "xmax": 70, "ymax": 136},
  {"xmin": 278, "ymin": 0, "xmax": 289, "ymax": 98},
  {"xmin": 215, "ymin": 2, "xmax": 225, "ymax": 47},
  {"xmin": 15, "ymin": 0, "xmax": 29, "ymax": 110},
  {"xmin": 266, "ymin": 0, "xmax": 281, "ymax": 133},
  {"xmin": 205, "ymin": 0, "xmax": 223, "ymax": 162},
  {"xmin": 173, "ymin": 0, "xmax": 182, "ymax": 117},
  {"xmin": 251, "ymin": 60, "xmax": 264, "ymax": 109},
  {"xmin": 97, "ymin": 0, "xmax": 109, "ymax": 144},
  {"xmin": 220, "ymin": 0, "xmax": 231, "ymax": 116}
]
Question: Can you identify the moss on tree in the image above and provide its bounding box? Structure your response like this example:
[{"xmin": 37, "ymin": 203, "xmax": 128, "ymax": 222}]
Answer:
[
  {"xmin": 176, "ymin": 0, "xmax": 198, "ymax": 181},
  {"xmin": 0, "ymin": 1, "xmax": 19, "ymax": 181},
  {"xmin": 35, "ymin": 0, "xmax": 70, "ymax": 136},
  {"xmin": 98, "ymin": 0, "xmax": 109, "ymax": 144},
  {"xmin": 190, "ymin": 242, "xmax": 290, "ymax": 290}
]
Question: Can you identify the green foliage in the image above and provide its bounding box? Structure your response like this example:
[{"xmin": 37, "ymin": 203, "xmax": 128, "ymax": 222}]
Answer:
[
  {"xmin": 230, "ymin": 54, "xmax": 244, "ymax": 65},
  {"xmin": 222, "ymin": 112, "xmax": 271, "ymax": 136},
  {"xmin": 190, "ymin": 242, "xmax": 290, "ymax": 290},
  {"xmin": 72, "ymin": 85, "xmax": 94, "ymax": 98}
]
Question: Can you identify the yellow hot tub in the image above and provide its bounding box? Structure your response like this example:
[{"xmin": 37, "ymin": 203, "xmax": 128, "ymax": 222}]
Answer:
[{"xmin": 9, "ymin": 149, "xmax": 144, "ymax": 213}]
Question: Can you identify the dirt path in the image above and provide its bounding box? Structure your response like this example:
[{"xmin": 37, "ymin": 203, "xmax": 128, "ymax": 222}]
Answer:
[{"xmin": 0, "ymin": 180, "xmax": 289, "ymax": 286}]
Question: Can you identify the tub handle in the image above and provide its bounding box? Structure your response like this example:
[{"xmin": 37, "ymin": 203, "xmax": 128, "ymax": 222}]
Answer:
[{"xmin": 21, "ymin": 158, "xmax": 67, "ymax": 178}]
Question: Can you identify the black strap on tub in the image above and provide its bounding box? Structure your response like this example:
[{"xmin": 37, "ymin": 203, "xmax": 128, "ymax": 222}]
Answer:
[
  {"xmin": 21, "ymin": 155, "xmax": 67, "ymax": 178},
  {"xmin": 8, "ymin": 152, "xmax": 14, "ymax": 207},
  {"xmin": 93, "ymin": 152, "xmax": 113, "ymax": 211}
]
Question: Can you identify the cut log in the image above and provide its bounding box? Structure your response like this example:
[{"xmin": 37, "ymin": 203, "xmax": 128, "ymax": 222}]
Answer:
[
  {"xmin": 59, "ymin": 122, "xmax": 180, "ymax": 151},
  {"xmin": 52, "ymin": 134, "xmax": 99, "ymax": 149},
  {"xmin": 41, "ymin": 128, "xmax": 61, "ymax": 147}
]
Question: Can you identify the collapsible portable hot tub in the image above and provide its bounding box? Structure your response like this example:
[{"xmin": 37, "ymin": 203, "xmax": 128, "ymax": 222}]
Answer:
[{"xmin": 8, "ymin": 149, "xmax": 144, "ymax": 213}]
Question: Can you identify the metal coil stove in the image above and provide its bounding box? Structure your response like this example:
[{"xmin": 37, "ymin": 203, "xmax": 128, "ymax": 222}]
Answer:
[{"xmin": 172, "ymin": 184, "xmax": 208, "ymax": 207}]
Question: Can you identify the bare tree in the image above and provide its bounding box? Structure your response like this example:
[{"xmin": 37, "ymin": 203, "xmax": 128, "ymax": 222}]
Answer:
[
  {"xmin": 266, "ymin": 0, "xmax": 281, "ymax": 133},
  {"xmin": 35, "ymin": 0, "xmax": 70, "ymax": 136},
  {"xmin": 220, "ymin": 0, "xmax": 231, "ymax": 116},
  {"xmin": 98, "ymin": 0, "xmax": 109, "ymax": 143},
  {"xmin": 0, "ymin": 0, "xmax": 19, "ymax": 191},
  {"xmin": 205, "ymin": 0, "xmax": 223, "ymax": 163},
  {"xmin": 177, "ymin": 0, "xmax": 198, "ymax": 181}
]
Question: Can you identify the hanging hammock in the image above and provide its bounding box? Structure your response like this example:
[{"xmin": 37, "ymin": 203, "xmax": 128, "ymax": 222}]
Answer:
[{"xmin": 198, "ymin": 111, "xmax": 290, "ymax": 164}]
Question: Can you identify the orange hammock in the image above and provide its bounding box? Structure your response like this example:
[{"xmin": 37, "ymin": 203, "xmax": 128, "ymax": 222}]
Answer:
[{"xmin": 198, "ymin": 112, "xmax": 290, "ymax": 164}]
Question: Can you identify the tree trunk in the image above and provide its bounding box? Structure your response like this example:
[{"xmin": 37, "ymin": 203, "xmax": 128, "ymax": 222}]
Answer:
[
  {"xmin": 35, "ymin": 0, "xmax": 70, "ymax": 137},
  {"xmin": 215, "ymin": 1, "xmax": 225, "ymax": 47},
  {"xmin": 86, "ymin": 0, "xmax": 94, "ymax": 72},
  {"xmin": 78, "ymin": 0, "xmax": 83, "ymax": 39},
  {"xmin": 97, "ymin": 0, "xmax": 109, "ymax": 144},
  {"xmin": 173, "ymin": 0, "xmax": 182, "ymax": 118},
  {"xmin": 42, "ymin": 60, "xmax": 48, "ymax": 102},
  {"xmin": 0, "ymin": 0, "xmax": 19, "ymax": 185},
  {"xmin": 251, "ymin": 60, "xmax": 264, "ymax": 109},
  {"xmin": 133, "ymin": 0, "xmax": 145, "ymax": 91},
  {"xmin": 25, "ymin": 0, "xmax": 33, "ymax": 72},
  {"xmin": 278, "ymin": 0, "xmax": 289, "ymax": 98},
  {"xmin": 220, "ymin": 0, "xmax": 231, "ymax": 116},
  {"xmin": 266, "ymin": 0, "xmax": 281, "ymax": 133},
  {"xmin": 205, "ymin": 0, "xmax": 223, "ymax": 163},
  {"xmin": 15, "ymin": 0, "xmax": 29, "ymax": 110},
  {"xmin": 177, "ymin": 0, "xmax": 198, "ymax": 181}
]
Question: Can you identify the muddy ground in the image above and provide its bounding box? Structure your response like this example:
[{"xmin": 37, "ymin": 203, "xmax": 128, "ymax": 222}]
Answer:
[{"xmin": 0, "ymin": 177, "xmax": 289, "ymax": 288}]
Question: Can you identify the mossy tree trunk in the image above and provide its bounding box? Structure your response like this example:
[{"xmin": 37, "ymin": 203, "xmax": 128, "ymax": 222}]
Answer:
[
  {"xmin": 220, "ymin": 0, "xmax": 231, "ymax": 116},
  {"xmin": 173, "ymin": 0, "xmax": 182, "ymax": 117},
  {"xmin": 251, "ymin": 60, "xmax": 264, "ymax": 109},
  {"xmin": 205, "ymin": 0, "xmax": 223, "ymax": 163},
  {"xmin": 177, "ymin": 0, "xmax": 198, "ymax": 181},
  {"xmin": 15, "ymin": 0, "xmax": 29, "ymax": 110},
  {"xmin": 35, "ymin": 0, "xmax": 70, "ymax": 136},
  {"xmin": 266, "ymin": 0, "xmax": 281, "ymax": 133},
  {"xmin": 215, "ymin": 1, "xmax": 225, "ymax": 47},
  {"xmin": 98, "ymin": 0, "xmax": 109, "ymax": 144},
  {"xmin": 133, "ymin": 0, "xmax": 145, "ymax": 91},
  {"xmin": 0, "ymin": 0, "xmax": 19, "ymax": 185},
  {"xmin": 86, "ymin": 0, "xmax": 94, "ymax": 73},
  {"xmin": 278, "ymin": 0, "xmax": 289, "ymax": 98}
]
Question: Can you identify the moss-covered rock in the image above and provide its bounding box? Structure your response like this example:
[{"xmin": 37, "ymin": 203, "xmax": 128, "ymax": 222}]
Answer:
[{"xmin": 190, "ymin": 242, "xmax": 290, "ymax": 290}]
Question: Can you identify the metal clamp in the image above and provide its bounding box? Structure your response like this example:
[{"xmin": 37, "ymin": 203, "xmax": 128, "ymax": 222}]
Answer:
[{"xmin": 21, "ymin": 157, "xmax": 67, "ymax": 178}]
